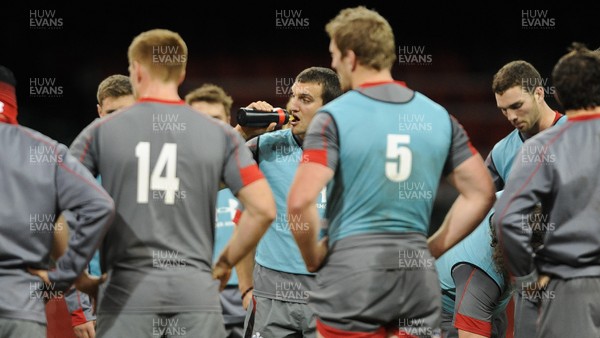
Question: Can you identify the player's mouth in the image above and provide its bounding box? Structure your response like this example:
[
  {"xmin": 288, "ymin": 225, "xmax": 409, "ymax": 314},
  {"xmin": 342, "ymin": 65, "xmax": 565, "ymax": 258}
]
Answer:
[{"xmin": 290, "ymin": 113, "xmax": 300, "ymax": 126}]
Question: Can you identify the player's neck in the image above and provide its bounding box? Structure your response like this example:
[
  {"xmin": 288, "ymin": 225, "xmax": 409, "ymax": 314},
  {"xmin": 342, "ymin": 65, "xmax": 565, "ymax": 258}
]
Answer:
[
  {"xmin": 352, "ymin": 67, "xmax": 393, "ymax": 89},
  {"xmin": 136, "ymin": 81, "xmax": 181, "ymax": 101},
  {"xmin": 534, "ymin": 102, "xmax": 559, "ymax": 134}
]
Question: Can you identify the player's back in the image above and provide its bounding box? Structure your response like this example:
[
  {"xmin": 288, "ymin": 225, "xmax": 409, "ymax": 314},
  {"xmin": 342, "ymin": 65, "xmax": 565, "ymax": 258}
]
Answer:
[
  {"xmin": 320, "ymin": 83, "xmax": 452, "ymax": 244},
  {"xmin": 72, "ymin": 99, "xmax": 234, "ymax": 273}
]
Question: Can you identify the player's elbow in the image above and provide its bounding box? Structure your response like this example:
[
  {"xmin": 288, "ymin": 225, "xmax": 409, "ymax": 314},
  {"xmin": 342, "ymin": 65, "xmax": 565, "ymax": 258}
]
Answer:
[{"xmin": 287, "ymin": 191, "xmax": 312, "ymax": 217}]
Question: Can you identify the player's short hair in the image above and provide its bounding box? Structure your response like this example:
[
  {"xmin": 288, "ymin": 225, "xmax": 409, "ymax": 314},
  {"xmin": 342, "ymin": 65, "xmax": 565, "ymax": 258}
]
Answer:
[
  {"xmin": 184, "ymin": 84, "xmax": 233, "ymax": 118},
  {"xmin": 325, "ymin": 6, "xmax": 396, "ymax": 71},
  {"xmin": 97, "ymin": 74, "xmax": 133, "ymax": 104},
  {"xmin": 295, "ymin": 67, "xmax": 342, "ymax": 105},
  {"xmin": 128, "ymin": 29, "xmax": 187, "ymax": 83},
  {"xmin": 552, "ymin": 42, "xmax": 600, "ymax": 111},
  {"xmin": 492, "ymin": 60, "xmax": 543, "ymax": 95}
]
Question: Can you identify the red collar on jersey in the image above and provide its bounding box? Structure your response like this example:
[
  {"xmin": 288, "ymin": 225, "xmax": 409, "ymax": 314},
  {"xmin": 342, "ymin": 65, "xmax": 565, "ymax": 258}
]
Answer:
[
  {"xmin": 138, "ymin": 97, "xmax": 185, "ymax": 105},
  {"xmin": 358, "ymin": 80, "xmax": 407, "ymax": 88}
]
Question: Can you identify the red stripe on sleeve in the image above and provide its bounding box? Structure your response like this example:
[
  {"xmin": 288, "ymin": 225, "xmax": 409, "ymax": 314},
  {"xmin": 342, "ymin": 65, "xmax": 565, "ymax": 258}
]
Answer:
[
  {"xmin": 70, "ymin": 308, "xmax": 88, "ymax": 327},
  {"xmin": 454, "ymin": 313, "xmax": 492, "ymax": 337},
  {"xmin": 316, "ymin": 319, "xmax": 386, "ymax": 338},
  {"xmin": 302, "ymin": 149, "xmax": 327, "ymax": 166},
  {"xmin": 232, "ymin": 209, "xmax": 242, "ymax": 225},
  {"xmin": 240, "ymin": 164, "xmax": 264, "ymax": 186}
]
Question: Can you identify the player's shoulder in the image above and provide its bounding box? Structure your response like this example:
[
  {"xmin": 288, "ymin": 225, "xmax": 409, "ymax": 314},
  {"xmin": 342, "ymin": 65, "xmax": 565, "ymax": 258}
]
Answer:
[
  {"xmin": 8, "ymin": 123, "xmax": 62, "ymax": 148},
  {"xmin": 492, "ymin": 129, "xmax": 521, "ymax": 152}
]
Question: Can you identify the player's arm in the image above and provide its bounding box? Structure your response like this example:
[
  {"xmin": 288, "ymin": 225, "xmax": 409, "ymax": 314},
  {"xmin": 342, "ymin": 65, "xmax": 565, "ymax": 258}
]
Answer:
[
  {"xmin": 428, "ymin": 116, "xmax": 495, "ymax": 258},
  {"xmin": 288, "ymin": 112, "xmax": 337, "ymax": 272},
  {"xmin": 493, "ymin": 139, "xmax": 553, "ymax": 288},
  {"xmin": 28, "ymin": 144, "xmax": 114, "ymax": 294},
  {"xmin": 51, "ymin": 213, "xmax": 69, "ymax": 261},
  {"xmin": 213, "ymin": 129, "xmax": 276, "ymax": 291},
  {"xmin": 64, "ymin": 287, "xmax": 97, "ymax": 338},
  {"xmin": 484, "ymin": 149, "xmax": 505, "ymax": 191}
]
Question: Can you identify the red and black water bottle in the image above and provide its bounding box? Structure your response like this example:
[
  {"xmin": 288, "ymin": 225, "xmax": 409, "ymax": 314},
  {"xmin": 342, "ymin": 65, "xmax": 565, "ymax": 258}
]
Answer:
[{"xmin": 236, "ymin": 107, "xmax": 290, "ymax": 128}]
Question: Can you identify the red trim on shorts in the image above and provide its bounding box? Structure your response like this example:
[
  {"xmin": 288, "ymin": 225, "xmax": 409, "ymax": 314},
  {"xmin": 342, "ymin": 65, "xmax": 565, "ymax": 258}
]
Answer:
[
  {"xmin": 316, "ymin": 319, "xmax": 386, "ymax": 338},
  {"xmin": 454, "ymin": 313, "xmax": 492, "ymax": 337},
  {"xmin": 240, "ymin": 164, "xmax": 264, "ymax": 186},
  {"xmin": 303, "ymin": 149, "xmax": 327, "ymax": 166}
]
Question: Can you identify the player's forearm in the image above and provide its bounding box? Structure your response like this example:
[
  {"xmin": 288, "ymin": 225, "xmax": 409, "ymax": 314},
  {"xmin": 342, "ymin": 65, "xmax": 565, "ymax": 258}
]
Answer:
[
  {"xmin": 235, "ymin": 247, "xmax": 256, "ymax": 293},
  {"xmin": 220, "ymin": 204, "xmax": 273, "ymax": 267},
  {"xmin": 288, "ymin": 200, "xmax": 321, "ymax": 271},
  {"xmin": 428, "ymin": 193, "xmax": 494, "ymax": 258}
]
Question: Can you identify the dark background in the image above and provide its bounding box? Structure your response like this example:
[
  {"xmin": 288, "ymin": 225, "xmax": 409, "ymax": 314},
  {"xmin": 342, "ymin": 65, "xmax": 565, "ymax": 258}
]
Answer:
[{"xmin": 2, "ymin": 4, "xmax": 598, "ymax": 228}]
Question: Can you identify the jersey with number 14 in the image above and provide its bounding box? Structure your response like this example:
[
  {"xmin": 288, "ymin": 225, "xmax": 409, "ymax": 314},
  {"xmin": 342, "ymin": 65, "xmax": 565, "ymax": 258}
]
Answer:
[
  {"xmin": 69, "ymin": 98, "xmax": 262, "ymax": 313},
  {"xmin": 303, "ymin": 82, "xmax": 475, "ymax": 245}
]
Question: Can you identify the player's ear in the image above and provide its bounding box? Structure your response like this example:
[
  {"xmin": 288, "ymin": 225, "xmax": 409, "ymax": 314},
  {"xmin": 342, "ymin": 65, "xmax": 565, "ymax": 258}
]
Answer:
[
  {"xmin": 178, "ymin": 69, "xmax": 186, "ymax": 86},
  {"xmin": 97, "ymin": 104, "xmax": 103, "ymax": 117}
]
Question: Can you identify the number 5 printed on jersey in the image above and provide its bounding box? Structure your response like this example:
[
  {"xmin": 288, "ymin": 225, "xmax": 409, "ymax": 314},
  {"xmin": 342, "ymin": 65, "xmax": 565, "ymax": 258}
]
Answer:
[
  {"xmin": 385, "ymin": 134, "xmax": 412, "ymax": 182},
  {"xmin": 135, "ymin": 142, "xmax": 181, "ymax": 204}
]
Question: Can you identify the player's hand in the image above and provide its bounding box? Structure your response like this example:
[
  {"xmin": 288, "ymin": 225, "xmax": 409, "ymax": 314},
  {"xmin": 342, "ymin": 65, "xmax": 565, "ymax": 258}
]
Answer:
[
  {"xmin": 242, "ymin": 289, "xmax": 253, "ymax": 310},
  {"xmin": 307, "ymin": 236, "xmax": 329, "ymax": 273},
  {"xmin": 73, "ymin": 320, "xmax": 96, "ymax": 338},
  {"xmin": 27, "ymin": 267, "xmax": 51, "ymax": 285},
  {"xmin": 74, "ymin": 272, "xmax": 107, "ymax": 310},
  {"xmin": 212, "ymin": 258, "xmax": 232, "ymax": 292}
]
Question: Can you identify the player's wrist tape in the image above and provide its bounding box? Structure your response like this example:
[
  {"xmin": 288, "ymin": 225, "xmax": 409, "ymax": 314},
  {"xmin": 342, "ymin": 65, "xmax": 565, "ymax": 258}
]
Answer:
[{"xmin": 241, "ymin": 286, "xmax": 253, "ymax": 300}]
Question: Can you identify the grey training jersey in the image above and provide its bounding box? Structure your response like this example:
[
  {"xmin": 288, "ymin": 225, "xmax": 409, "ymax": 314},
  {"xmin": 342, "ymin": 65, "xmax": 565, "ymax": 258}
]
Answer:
[
  {"xmin": 494, "ymin": 114, "xmax": 600, "ymax": 280},
  {"xmin": 69, "ymin": 98, "xmax": 262, "ymax": 314},
  {"xmin": 0, "ymin": 123, "xmax": 114, "ymax": 324}
]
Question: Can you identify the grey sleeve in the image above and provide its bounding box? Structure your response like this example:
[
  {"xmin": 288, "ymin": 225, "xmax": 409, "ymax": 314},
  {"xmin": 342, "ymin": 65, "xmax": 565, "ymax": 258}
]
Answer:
[
  {"xmin": 302, "ymin": 112, "xmax": 339, "ymax": 170},
  {"xmin": 485, "ymin": 150, "xmax": 505, "ymax": 191},
  {"xmin": 47, "ymin": 145, "xmax": 114, "ymax": 291},
  {"xmin": 69, "ymin": 119, "xmax": 100, "ymax": 176},
  {"xmin": 493, "ymin": 138, "xmax": 554, "ymax": 285},
  {"xmin": 443, "ymin": 115, "xmax": 477, "ymax": 176},
  {"xmin": 64, "ymin": 288, "xmax": 95, "ymax": 324},
  {"xmin": 222, "ymin": 127, "xmax": 264, "ymax": 195},
  {"xmin": 246, "ymin": 136, "xmax": 259, "ymax": 162}
]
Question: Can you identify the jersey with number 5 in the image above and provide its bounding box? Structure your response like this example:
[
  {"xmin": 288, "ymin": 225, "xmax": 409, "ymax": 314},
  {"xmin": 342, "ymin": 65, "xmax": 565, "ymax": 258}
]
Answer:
[{"xmin": 302, "ymin": 82, "xmax": 476, "ymax": 245}]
